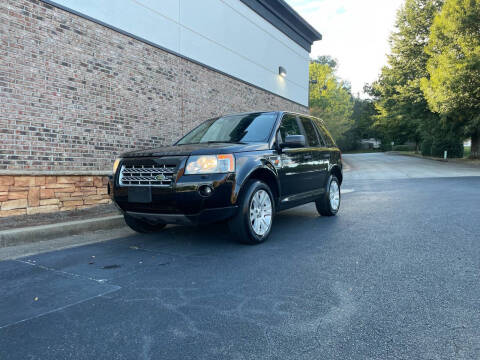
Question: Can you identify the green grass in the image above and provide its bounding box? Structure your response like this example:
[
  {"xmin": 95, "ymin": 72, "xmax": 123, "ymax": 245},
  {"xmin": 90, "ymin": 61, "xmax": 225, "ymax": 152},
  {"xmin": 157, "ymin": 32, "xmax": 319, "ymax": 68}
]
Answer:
[{"xmin": 464, "ymin": 146, "xmax": 471, "ymax": 158}]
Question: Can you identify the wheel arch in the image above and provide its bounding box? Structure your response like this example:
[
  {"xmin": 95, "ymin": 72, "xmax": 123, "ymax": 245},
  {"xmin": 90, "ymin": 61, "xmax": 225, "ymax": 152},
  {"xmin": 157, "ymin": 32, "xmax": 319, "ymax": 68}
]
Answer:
[
  {"xmin": 330, "ymin": 165, "xmax": 343, "ymax": 185},
  {"xmin": 234, "ymin": 165, "xmax": 280, "ymax": 207}
]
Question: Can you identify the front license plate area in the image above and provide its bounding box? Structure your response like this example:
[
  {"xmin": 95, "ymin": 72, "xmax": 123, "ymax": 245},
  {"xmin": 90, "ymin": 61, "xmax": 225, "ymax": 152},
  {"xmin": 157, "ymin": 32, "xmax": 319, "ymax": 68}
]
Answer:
[{"xmin": 128, "ymin": 187, "xmax": 152, "ymax": 203}]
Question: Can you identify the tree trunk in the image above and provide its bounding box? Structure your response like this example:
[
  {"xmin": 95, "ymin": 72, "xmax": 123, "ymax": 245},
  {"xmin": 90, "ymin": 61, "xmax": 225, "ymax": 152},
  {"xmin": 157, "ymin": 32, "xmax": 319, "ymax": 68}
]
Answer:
[{"xmin": 471, "ymin": 130, "xmax": 480, "ymax": 159}]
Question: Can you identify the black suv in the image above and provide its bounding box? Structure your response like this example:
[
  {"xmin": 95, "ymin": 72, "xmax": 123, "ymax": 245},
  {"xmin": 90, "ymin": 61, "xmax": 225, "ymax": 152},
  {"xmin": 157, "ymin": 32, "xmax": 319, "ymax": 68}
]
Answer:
[{"xmin": 110, "ymin": 111, "xmax": 342, "ymax": 244}]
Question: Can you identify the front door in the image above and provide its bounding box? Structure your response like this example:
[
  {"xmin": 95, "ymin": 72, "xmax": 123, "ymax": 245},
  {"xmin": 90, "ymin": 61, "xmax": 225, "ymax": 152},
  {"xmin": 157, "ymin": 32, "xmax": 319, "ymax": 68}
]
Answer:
[{"xmin": 277, "ymin": 114, "xmax": 311, "ymax": 197}]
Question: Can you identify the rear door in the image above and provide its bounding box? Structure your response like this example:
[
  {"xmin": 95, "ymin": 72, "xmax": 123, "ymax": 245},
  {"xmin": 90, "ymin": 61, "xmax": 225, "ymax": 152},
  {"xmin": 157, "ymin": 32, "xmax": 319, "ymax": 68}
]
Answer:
[
  {"xmin": 313, "ymin": 117, "xmax": 341, "ymax": 178},
  {"xmin": 299, "ymin": 116, "xmax": 329, "ymax": 190},
  {"xmin": 277, "ymin": 114, "xmax": 311, "ymax": 197}
]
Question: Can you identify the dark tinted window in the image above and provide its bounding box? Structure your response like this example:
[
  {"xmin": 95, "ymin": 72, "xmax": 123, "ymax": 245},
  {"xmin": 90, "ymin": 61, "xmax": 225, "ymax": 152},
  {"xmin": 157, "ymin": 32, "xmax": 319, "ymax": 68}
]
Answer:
[
  {"xmin": 300, "ymin": 117, "xmax": 321, "ymax": 147},
  {"xmin": 312, "ymin": 118, "xmax": 336, "ymax": 147},
  {"xmin": 278, "ymin": 114, "xmax": 302, "ymax": 142},
  {"xmin": 310, "ymin": 119, "xmax": 327, "ymax": 146},
  {"xmin": 177, "ymin": 112, "xmax": 277, "ymax": 144},
  {"xmin": 322, "ymin": 126, "xmax": 336, "ymax": 147}
]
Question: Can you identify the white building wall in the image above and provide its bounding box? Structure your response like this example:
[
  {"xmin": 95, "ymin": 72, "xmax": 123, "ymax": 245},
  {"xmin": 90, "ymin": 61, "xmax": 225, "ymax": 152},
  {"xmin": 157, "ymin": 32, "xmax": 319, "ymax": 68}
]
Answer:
[{"xmin": 50, "ymin": 0, "xmax": 310, "ymax": 106}]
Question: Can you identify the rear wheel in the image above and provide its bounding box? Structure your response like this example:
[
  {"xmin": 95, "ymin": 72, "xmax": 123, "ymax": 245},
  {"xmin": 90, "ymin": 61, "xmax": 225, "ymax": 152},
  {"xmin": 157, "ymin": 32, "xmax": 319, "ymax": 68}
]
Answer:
[
  {"xmin": 316, "ymin": 175, "xmax": 340, "ymax": 216},
  {"xmin": 228, "ymin": 180, "xmax": 275, "ymax": 245},
  {"xmin": 124, "ymin": 214, "xmax": 166, "ymax": 233}
]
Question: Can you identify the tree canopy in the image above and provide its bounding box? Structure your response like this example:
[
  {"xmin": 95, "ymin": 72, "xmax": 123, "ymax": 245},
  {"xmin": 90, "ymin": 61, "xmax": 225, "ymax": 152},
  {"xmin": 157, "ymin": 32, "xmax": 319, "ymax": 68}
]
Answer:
[
  {"xmin": 309, "ymin": 60, "xmax": 353, "ymax": 143},
  {"xmin": 369, "ymin": 0, "xmax": 444, "ymax": 148},
  {"xmin": 310, "ymin": 0, "xmax": 480, "ymax": 158},
  {"xmin": 421, "ymin": 0, "xmax": 480, "ymax": 157},
  {"xmin": 366, "ymin": 0, "xmax": 480, "ymax": 158}
]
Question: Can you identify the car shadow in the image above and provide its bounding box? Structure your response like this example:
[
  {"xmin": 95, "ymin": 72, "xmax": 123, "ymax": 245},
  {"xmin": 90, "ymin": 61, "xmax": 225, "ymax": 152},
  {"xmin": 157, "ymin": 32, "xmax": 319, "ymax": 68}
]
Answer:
[{"xmin": 118, "ymin": 202, "xmax": 340, "ymax": 251}]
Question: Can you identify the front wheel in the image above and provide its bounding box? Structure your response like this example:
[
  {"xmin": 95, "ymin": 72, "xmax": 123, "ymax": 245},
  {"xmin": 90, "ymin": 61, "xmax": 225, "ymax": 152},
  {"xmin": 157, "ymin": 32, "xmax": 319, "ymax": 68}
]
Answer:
[
  {"xmin": 124, "ymin": 214, "xmax": 167, "ymax": 233},
  {"xmin": 228, "ymin": 180, "xmax": 275, "ymax": 245},
  {"xmin": 316, "ymin": 175, "xmax": 340, "ymax": 216}
]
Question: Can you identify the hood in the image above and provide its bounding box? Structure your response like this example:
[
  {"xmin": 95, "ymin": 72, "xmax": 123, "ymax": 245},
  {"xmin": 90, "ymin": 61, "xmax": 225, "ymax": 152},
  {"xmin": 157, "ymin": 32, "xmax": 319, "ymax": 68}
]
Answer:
[{"xmin": 121, "ymin": 142, "xmax": 269, "ymax": 158}]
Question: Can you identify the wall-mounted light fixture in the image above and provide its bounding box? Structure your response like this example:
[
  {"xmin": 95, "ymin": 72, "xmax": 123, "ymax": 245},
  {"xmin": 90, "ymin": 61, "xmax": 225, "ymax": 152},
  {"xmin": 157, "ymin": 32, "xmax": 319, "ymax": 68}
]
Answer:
[{"xmin": 278, "ymin": 66, "xmax": 287, "ymax": 77}]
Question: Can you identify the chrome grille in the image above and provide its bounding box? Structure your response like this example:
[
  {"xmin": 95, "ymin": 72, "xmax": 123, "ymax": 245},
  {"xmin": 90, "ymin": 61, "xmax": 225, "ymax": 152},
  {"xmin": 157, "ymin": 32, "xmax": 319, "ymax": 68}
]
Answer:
[{"xmin": 119, "ymin": 164, "xmax": 176, "ymax": 186}]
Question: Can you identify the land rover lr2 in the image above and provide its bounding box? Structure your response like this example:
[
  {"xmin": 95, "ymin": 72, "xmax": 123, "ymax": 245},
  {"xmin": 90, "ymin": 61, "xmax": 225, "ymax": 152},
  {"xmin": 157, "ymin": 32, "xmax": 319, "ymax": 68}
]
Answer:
[{"xmin": 109, "ymin": 111, "xmax": 342, "ymax": 244}]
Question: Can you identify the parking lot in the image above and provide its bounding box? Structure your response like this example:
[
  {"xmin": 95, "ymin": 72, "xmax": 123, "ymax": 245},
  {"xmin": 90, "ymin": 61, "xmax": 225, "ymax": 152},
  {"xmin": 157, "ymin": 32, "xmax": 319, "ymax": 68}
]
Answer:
[{"xmin": 1, "ymin": 153, "xmax": 480, "ymax": 359}]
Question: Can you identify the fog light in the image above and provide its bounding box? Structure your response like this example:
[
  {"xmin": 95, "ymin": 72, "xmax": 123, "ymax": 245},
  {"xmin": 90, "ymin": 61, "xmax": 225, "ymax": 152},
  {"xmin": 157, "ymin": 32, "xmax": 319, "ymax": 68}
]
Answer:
[{"xmin": 199, "ymin": 185, "xmax": 213, "ymax": 197}]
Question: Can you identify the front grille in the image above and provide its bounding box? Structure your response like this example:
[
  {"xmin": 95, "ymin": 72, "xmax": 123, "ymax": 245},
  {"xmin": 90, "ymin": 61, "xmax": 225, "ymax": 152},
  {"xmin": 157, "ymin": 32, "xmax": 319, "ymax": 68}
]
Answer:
[{"xmin": 119, "ymin": 164, "xmax": 176, "ymax": 186}]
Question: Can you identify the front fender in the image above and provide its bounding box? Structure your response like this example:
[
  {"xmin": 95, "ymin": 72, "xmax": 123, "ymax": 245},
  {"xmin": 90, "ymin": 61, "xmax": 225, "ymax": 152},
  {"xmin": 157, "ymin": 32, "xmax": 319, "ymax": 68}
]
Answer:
[{"xmin": 231, "ymin": 152, "xmax": 279, "ymax": 204}]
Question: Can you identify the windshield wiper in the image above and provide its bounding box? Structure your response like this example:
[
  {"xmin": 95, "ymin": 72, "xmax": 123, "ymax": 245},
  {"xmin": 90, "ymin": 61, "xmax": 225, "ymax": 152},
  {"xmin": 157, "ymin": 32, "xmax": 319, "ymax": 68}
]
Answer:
[{"xmin": 183, "ymin": 141, "xmax": 246, "ymax": 145}]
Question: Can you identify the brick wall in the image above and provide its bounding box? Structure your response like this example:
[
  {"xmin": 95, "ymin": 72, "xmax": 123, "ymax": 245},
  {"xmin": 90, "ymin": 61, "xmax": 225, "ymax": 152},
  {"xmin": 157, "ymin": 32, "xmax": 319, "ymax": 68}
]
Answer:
[
  {"xmin": 0, "ymin": 0, "xmax": 307, "ymax": 172},
  {"xmin": 0, "ymin": 0, "xmax": 307, "ymax": 217}
]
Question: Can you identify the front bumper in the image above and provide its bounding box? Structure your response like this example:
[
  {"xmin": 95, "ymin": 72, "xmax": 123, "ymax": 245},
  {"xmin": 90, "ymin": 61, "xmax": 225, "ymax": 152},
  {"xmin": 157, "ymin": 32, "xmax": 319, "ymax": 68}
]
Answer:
[
  {"xmin": 109, "ymin": 166, "xmax": 239, "ymax": 224},
  {"xmin": 125, "ymin": 206, "xmax": 238, "ymax": 225}
]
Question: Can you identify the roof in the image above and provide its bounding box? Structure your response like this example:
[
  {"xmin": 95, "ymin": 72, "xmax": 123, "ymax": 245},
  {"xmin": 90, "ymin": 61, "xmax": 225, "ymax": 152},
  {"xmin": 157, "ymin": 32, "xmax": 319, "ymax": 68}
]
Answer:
[{"xmin": 240, "ymin": 0, "xmax": 322, "ymax": 52}]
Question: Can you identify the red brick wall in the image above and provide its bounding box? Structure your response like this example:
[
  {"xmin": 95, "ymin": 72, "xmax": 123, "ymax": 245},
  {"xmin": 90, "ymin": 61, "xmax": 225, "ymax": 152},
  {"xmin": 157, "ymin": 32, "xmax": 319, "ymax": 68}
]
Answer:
[{"xmin": 0, "ymin": 0, "xmax": 308, "ymax": 173}]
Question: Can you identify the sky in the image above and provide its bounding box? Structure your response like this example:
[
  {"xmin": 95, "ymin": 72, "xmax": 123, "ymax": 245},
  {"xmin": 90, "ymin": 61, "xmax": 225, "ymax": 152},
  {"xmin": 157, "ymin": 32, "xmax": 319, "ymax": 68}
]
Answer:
[{"xmin": 285, "ymin": 0, "xmax": 404, "ymax": 96}]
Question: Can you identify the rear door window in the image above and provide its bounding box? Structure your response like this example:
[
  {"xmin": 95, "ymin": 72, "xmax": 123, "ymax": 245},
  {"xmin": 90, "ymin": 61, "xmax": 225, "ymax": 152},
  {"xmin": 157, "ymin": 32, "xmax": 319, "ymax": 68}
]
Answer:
[{"xmin": 300, "ymin": 117, "xmax": 321, "ymax": 147}]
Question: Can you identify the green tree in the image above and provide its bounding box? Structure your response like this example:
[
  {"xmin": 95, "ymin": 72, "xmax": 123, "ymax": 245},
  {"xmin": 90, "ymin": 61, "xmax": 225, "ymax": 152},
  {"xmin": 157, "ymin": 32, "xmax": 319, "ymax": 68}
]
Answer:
[
  {"xmin": 421, "ymin": 0, "xmax": 480, "ymax": 158},
  {"xmin": 352, "ymin": 98, "xmax": 378, "ymax": 139},
  {"xmin": 336, "ymin": 98, "xmax": 378, "ymax": 151},
  {"xmin": 370, "ymin": 0, "xmax": 444, "ymax": 150},
  {"xmin": 309, "ymin": 59, "xmax": 354, "ymax": 143},
  {"xmin": 312, "ymin": 55, "xmax": 338, "ymax": 69}
]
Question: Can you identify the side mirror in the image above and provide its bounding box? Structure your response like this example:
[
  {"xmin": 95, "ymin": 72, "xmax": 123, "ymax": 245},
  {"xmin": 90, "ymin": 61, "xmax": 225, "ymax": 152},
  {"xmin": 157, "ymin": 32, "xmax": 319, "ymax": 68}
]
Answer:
[{"xmin": 281, "ymin": 135, "xmax": 306, "ymax": 148}]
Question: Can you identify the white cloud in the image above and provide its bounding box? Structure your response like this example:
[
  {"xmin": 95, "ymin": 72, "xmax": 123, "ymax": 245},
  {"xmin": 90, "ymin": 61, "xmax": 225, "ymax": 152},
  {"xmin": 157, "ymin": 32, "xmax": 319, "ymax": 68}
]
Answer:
[{"xmin": 286, "ymin": 0, "xmax": 404, "ymax": 96}]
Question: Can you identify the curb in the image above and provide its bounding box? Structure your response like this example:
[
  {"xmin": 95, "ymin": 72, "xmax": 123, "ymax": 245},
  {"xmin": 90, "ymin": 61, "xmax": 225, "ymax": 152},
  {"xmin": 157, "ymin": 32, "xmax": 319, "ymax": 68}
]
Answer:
[
  {"xmin": 0, "ymin": 215, "xmax": 126, "ymax": 248},
  {"xmin": 387, "ymin": 151, "xmax": 448, "ymax": 162}
]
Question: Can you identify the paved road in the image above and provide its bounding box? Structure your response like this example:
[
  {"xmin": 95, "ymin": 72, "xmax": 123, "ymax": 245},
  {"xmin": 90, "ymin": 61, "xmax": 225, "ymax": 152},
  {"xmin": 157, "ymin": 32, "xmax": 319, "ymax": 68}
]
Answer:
[
  {"xmin": 344, "ymin": 152, "xmax": 480, "ymax": 180},
  {"xmin": 1, "ymin": 153, "xmax": 480, "ymax": 359}
]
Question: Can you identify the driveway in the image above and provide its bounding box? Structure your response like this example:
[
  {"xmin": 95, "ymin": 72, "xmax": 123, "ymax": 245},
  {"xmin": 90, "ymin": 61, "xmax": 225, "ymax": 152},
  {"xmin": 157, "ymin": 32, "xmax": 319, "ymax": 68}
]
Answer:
[
  {"xmin": 343, "ymin": 152, "xmax": 480, "ymax": 180},
  {"xmin": 1, "ymin": 153, "xmax": 480, "ymax": 359}
]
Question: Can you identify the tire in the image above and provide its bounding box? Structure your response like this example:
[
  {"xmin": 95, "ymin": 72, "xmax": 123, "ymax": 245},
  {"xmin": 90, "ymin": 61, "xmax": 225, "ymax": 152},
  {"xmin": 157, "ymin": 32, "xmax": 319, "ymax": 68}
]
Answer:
[
  {"xmin": 124, "ymin": 214, "xmax": 167, "ymax": 233},
  {"xmin": 315, "ymin": 174, "xmax": 341, "ymax": 216},
  {"xmin": 228, "ymin": 180, "xmax": 275, "ymax": 245}
]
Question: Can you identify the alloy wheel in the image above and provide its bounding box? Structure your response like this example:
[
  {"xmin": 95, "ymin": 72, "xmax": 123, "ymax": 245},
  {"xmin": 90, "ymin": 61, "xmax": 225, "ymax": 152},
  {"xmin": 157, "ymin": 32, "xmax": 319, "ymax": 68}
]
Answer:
[
  {"xmin": 249, "ymin": 189, "xmax": 272, "ymax": 236},
  {"xmin": 329, "ymin": 180, "xmax": 340, "ymax": 211}
]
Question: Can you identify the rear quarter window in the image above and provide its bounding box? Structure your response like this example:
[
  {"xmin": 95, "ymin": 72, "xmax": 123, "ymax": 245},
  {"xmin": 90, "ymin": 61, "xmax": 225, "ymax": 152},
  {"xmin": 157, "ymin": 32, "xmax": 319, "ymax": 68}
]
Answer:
[{"xmin": 313, "ymin": 119, "xmax": 336, "ymax": 148}]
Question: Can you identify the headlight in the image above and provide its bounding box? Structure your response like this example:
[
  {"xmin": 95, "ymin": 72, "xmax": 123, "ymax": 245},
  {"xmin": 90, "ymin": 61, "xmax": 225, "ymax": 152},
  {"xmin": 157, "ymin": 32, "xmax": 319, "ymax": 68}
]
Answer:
[
  {"xmin": 112, "ymin": 158, "xmax": 121, "ymax": 174},
  {"xmin": 185, "ymin": 154, "xmax": 235, "ymax": 174}
]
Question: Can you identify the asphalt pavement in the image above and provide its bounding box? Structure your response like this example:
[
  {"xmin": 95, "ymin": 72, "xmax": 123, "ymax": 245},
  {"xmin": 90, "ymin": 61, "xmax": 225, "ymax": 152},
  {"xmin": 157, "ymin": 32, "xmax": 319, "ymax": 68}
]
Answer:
[{"xmin": 1, "ymin": 153, "xmax": 480, "ymax": 359}]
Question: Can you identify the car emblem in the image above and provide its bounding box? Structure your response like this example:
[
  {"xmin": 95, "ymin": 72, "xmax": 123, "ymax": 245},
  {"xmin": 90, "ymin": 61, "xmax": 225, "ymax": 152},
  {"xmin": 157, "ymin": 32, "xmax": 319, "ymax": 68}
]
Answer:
[{"xmin": 156, "ymin": 174, "xmax": 166, "ymax": 181}]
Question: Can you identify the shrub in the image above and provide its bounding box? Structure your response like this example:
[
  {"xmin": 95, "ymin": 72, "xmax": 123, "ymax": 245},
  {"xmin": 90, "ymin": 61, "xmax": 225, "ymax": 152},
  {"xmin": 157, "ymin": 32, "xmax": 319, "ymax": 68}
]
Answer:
[
  {"xmin": 421, "ymin": 133, "xmax": 463, "ymax": 158},
  {"xmin": 392, "ymin": 144, "xmax": 415, "ymax": 151},
  {"xmin": 381, "ymin": 143, "xmax": 392, "ymax": 151},
  {"xmin": 421, "ymin": 138, "xmax": 433, "ymax": 156},
  {"xmin": 431, "ymin": 136, "xmax": 464, "ymax": 158},
  {"xmin": 336, "ymin": 133, "xmax": 358, "ymax": 152}
]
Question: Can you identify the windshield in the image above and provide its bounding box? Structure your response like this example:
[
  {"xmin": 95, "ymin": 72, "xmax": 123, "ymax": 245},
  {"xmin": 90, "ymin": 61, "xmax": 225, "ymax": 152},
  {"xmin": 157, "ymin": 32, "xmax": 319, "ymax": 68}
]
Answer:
[{"xmin": 176, "ymin": 112, "xmax": 277, "ymax": 145}]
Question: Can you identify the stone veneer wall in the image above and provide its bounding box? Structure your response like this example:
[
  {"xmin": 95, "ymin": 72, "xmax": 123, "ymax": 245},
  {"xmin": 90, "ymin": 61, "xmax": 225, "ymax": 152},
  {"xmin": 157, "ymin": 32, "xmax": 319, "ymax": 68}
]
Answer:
[
  {"xmin": 0, "ymin": 0, "xmax": 308, "ymax": 217},
  {"xmin": 0, "ymin": 175, "xmax": 110, "ymax": 217}
]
